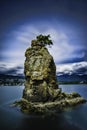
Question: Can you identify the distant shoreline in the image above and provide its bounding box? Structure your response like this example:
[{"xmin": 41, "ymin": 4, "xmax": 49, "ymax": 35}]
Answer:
[
  {"xmin": 58, "ymin": 82, "xmax": 87, "ymax": 85},
  {"xmin": 0, "ymin": 74, "xmax": 87, "ymax": 86},
  {"xmin": 0, "ymin": 82, "xmax": 87, "ymax": 86}
]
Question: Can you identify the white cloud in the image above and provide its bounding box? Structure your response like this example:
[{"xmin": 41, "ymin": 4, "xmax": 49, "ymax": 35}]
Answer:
[
  {"xmin": 10, "ymin": 24, "xmax": 84, "ymax": 64},
  {"xmin": 0, "ymin": 61, "xmax": 18, "ymax": 69},
  {"xmin": 0, "ymin": 61, "xmax": 24, "ymax": 75},
  {"xmin": 56, "ymin": 61, "xmax": 87, "ymax": 75},
  {"xmin": 0, "ymin": 61, "xmax": 87, "ymax": 76},
  {"xmin": 1, "ymin": 23, "xmax": 85, "ymax": 69},
  {"xmin": 0, "ymin": 61, "xmax": 23, "ymax": 71}
]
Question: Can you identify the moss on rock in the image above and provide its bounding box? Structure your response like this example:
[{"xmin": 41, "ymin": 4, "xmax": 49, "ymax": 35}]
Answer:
[{"xmin": 23, "ymin": 40, "xmax": 58, "ymax": 102}]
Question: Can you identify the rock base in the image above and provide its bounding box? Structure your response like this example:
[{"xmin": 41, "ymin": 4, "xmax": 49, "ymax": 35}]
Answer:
[{"xmin": 13, "ymin": 92, "xmax": 86, "ymax": 116}]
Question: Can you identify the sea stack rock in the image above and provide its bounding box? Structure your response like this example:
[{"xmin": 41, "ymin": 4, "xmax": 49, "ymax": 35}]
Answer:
[
  {"xmin": 23, "ymin": 39, "xmax": 60, "ymax": 102},
  {"xmin": 13, "ymin": 35, "xmax": 86, "ymax": 115}
]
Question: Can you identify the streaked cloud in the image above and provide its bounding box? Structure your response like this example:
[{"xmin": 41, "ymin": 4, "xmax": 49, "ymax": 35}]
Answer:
[
  {"xmin": 3, "ymin": 23, "xmax": 84, "ymax": 65},
  {"xmin": 57, "ymin": 61, "xmax": 87, "ymax": 76},
  {"xmin": 0, "ymin": 0, "xmax": 86, "ymax": 77},
  {"xmin": 0, "ymin": 23, "xmax": 86, "ymax": 77},
  {"xmin": 0, "ymin": 62, "xmax": 24, "ymax": 76},
  {"xmin": 0, "ymin": 61, "xmax": 87, "ymax": 76}
]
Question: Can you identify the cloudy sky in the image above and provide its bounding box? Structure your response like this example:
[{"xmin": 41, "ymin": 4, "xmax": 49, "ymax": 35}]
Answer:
[{"xmin": 0, "ymin": 0, "xmax": 87, "ymax": 76}]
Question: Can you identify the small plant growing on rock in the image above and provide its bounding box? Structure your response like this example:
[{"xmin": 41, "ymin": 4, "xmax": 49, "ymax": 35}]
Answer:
[
  {"xmin": 36, "ymin": 34, "xmax": 53, "ymax": 46},
  {"xmin": 31, "ymin": 34, "xmax": 53, "ymax": 47}
]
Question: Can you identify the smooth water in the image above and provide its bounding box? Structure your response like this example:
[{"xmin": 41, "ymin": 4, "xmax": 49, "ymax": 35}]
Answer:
[{"xmin": 0, "ymin": 85, "xmax": 87, "ymax": 130}]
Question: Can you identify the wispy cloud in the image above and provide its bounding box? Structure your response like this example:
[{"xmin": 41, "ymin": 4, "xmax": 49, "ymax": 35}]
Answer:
[
  {"xmin": 9, "ymin": 24, "xmax": 85, "ymax": 64},
  {"xmin": 0, "ymin": 23, "xmax": 86, "ymax": 75},
  {"xmin": 0, "ymin": 62, "xmax": 24, "ymax": 76}
]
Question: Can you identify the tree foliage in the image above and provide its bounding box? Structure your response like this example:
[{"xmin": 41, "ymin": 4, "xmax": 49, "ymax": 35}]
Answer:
[{"xmin": 36, "ymin": 34, "xmax": 53, "ymax": 46}]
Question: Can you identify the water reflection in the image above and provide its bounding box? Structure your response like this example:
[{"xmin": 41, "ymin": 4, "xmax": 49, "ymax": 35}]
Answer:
[{"xmin": 20, "ymin": 114, "xmax": 82, "ymax": 130}]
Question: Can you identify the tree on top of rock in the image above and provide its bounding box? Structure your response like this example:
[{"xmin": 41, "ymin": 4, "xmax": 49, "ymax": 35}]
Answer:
[{"xmin": 36, "ymin": 34, "xmax": 53, "ymax": 46}]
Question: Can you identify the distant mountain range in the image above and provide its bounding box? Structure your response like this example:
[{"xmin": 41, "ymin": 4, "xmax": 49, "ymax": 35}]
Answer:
[
  {"xmin": 0, "ymin": 73, "xmax": 87, "ymax": 86},
  {"xmin": 57, "ymin": 74, "xmax": 87, "ymax": 83},
  {"xmin": 0, "ymin": 74, "xmax": 24, "ymax": 79},
  {"xmin": 0, "ymin": 74, "xmax": 24, "ymax": 86}
]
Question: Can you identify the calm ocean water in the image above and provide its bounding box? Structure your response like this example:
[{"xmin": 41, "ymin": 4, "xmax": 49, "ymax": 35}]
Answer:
[{"xmin": 0, "ymin": 85, "xmax": 87, "ymax": 130}]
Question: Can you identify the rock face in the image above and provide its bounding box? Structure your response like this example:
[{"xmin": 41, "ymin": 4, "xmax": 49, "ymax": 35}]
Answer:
[
  {"xmin": 23, "ymin": 42, "xmax": 59, "ymax": 102},
  {"xmin": 13, "ymin": 37, "xmax": 86, "ymax": 116}
]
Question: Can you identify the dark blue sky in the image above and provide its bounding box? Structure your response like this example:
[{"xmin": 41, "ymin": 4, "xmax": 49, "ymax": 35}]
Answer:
[{"xmin": 0, "ymin": 0, "xmax": 87, "ymax": 75}]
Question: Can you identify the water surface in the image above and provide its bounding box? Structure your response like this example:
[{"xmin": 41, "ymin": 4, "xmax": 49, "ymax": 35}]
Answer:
[{"xmin": 0, "ymin": 85, "xmax": 87, "ymax": 130}]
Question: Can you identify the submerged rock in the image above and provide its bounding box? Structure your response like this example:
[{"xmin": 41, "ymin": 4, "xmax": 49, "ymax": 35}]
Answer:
[{"xmin": 13, "ymin": 35, "xmax": 86, "ymax": 116}]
